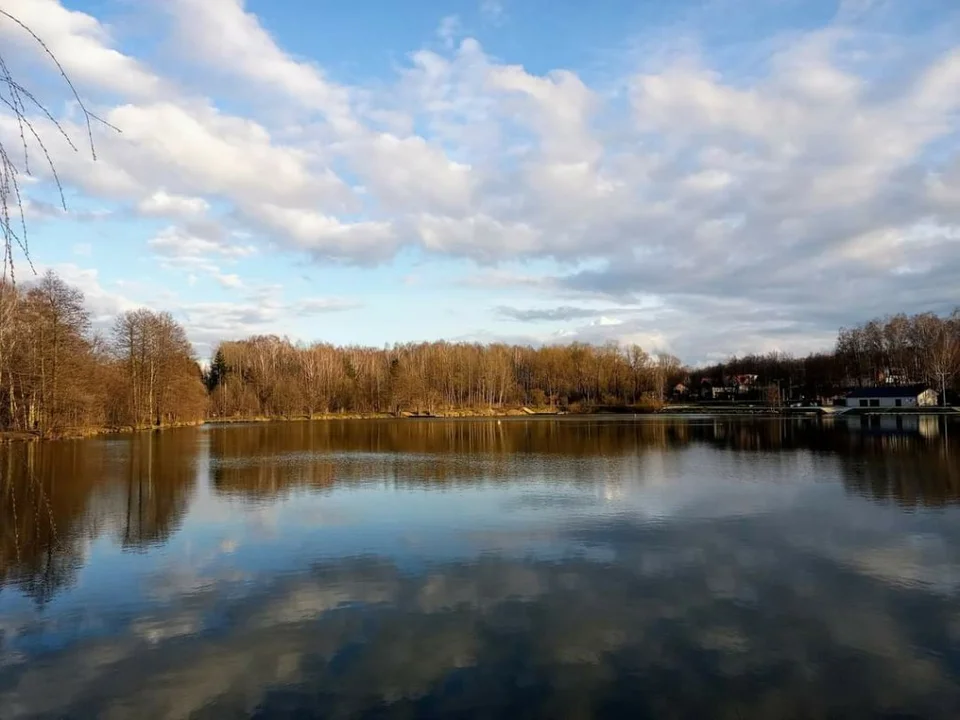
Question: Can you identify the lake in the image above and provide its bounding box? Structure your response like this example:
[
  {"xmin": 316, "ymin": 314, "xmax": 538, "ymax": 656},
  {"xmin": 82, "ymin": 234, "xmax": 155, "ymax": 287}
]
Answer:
[{"xmin": 1, "ymin": 416, "xmax": 959, "ymax": 719}]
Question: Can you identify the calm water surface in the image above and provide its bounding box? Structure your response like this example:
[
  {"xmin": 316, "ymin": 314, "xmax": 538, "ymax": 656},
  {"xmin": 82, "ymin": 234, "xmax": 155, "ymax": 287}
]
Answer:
[{"xmin": 1, "ymin": 416, "xmax": 960, "ymax": 719}]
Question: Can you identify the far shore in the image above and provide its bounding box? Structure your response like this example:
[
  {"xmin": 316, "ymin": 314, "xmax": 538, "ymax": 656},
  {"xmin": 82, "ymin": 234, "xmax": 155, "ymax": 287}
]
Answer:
[{"xmin": 3, "ymin": 404, "xmax": 958, "ymax": 443}]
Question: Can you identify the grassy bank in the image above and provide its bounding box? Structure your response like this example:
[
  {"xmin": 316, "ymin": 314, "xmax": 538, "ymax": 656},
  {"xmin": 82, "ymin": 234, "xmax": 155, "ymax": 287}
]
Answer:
[
  {"xmin": 205, "ymin": 406, "xmax": 567, "ymax": 423},
  {"xmin": 1, "ymin": 420, "xmax": 207, "ymax": 443},
  {"xmin": 2, "ymin": 408, "xmax": 580, "ymax": 442},
  {"xmin": 204, "ymin": 402, "xmax": 672, "ymax": 422}
]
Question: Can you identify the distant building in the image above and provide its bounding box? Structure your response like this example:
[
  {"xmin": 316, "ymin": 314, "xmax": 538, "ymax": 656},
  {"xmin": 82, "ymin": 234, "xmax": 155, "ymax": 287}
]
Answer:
[
  {"xmin": 841, "ymin": 384, "xmax": 937, "ymax": 408},
  {"xmin": 697, "ymin": 375, "xmax": 758, "ymax": 400},
  {"xmin": 877, "ymin": 368, "xmax": 910, "ymax": 386}
]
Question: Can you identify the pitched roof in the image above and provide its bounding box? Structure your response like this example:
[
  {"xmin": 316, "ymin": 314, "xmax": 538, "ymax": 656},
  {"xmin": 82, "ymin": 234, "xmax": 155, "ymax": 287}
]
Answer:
[{"xmin": 844, "ymin": 384, "xmax": 930, "ymax": 399}]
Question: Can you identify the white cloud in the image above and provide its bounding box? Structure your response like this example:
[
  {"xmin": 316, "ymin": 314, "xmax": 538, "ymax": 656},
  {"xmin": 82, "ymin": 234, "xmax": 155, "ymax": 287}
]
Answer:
[
  {"xmin": 175, "ymin": 290, "xmax": 360, "ymax": 355},
  {"xmin": 417, "ymin": 214, "xmax": 541, "ymax": 262},
  {"xmin": 138, "ymin": 190, "xmax": 210, "ymax": 219},
  {"xmin": 250, "ymin": 205, "xmax": 396, "ymax": 263},
  {"xmin": 682, "ymin": 170, "xmax": 734, "ymax": 193},
  {"xmin": 19, "ymin": 198, "xmax": 111, "ymax": 221},
  {"xmin": 295, "ymin": 297, "xmax": 362, "ymax": 314},
  {"xmin": 147, "ymin": 226, "xmax": 256, "ymax": 293},
  {"xmin": 104, "ymin": 102, "xmax": 348, "ymax": 207},
  {"xmin": 147, "ymin": 226, "xmax": 256, "ymax": 260},
  {"xmin": 3, "ymin": 0, "xmax": 959, "ymax": 358},
  {"xmin": 342, "ymin": 132, "xmax": 475, "ymax": 214},
  {"xmin": 162, "ymin": 0, "xmax": 354, "ymax": 130},
  {"xmin": 487, "ymin": 65, "xmax": 600, "ymax": 163},
  {"xmin": 215, "ymin": 273, "xmax": 243, "ymax": 289},
  {"xmin": 0, "ymin": 0, "xmax": 163, "ymax": 98}
]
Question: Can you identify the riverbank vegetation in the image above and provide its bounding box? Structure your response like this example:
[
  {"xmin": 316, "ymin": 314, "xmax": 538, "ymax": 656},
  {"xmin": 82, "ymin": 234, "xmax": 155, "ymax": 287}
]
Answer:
[
  {"xmin": 1, "ymin": 272, "xmax": 958, "ymax": 438},
  {"xmin": 205, "ymin": 311, "xmax": 959, "ymax": 417},
  {"xmin": 206, "ymin": 337, "xmax": 683, "ymax": 419},
  {"xmin": 0, "ymin": 273, "xmax": 206, "ymax": 438}
]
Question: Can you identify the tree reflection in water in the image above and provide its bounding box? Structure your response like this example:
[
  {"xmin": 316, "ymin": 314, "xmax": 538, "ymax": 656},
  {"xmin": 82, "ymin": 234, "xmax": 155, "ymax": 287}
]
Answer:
[
  {"xmin": 0, "ymin": 417, "xmax": 958, "ymax": 718},
  {"xmin": 1, "ymin": 430, "xmax": 199, "ymax": 604}
]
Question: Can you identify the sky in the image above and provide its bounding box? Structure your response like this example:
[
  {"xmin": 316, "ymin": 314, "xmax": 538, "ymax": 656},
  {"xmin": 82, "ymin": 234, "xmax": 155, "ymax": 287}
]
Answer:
[{"xmin": 0, "ymin": 0, "xmax": 958, "ymax": 364}]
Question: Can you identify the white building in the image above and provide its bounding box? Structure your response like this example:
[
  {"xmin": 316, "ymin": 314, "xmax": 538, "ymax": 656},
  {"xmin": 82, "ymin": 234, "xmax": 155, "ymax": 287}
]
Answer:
[{"xmin": 842, "ymin": 385, "xmax": 938, "ymax": 408}]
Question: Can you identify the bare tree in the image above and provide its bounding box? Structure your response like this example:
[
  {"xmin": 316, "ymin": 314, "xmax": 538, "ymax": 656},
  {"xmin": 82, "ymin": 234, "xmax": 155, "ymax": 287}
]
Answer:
[
  {"xmin": 24, "ymin": 270, "xmax": 90, "ymax": 434},
  {"xmin": 919, "ymin": 315, "xmax": 960, "ymax": 406},
  {"xmin": 651, "ymin": 353, "xmax": 681, "ymax": 405},
  {"xmin": 0, "ymin": 10, "xmax": 115, "ymax": 280},
  {"xmin": 112, "ymin": 309, "xmax": 205, "ymax": 428}
]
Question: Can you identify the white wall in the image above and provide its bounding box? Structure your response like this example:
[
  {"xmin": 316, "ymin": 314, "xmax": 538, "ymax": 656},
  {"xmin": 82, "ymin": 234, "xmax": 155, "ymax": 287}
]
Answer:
[
  {"xmin": 845, "ymin": 396, "xmax": 920, "ymax": 408},
  {"xmin": 918, "ymin": 389, "xmax": 938, "ymax": 407}
]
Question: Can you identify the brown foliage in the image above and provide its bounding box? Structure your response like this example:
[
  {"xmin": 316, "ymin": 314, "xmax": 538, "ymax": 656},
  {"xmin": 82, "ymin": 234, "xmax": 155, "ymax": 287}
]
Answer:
[
  {"xmin": 205, "ymin": 338, "xmax": 684, "ymax": 418},
  {"xmin": 0, "ymin": 273, "xmax": 205, "ymax": 436},
  {"xmin": 3, "ymin": 273, "xmax": 958, "ymax": 435}
]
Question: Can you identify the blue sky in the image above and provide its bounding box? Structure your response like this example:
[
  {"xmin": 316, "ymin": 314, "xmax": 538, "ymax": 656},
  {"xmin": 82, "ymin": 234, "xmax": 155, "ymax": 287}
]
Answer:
[{"xmin": 1, "ymin": 0, "xmax": 959, "ymax": 362}]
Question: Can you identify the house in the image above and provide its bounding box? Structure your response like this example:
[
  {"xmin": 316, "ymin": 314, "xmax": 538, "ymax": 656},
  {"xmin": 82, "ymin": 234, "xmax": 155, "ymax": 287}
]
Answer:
[
  {"xmin": 877, "ymin": 368, "xmax": 910, "ymax": 386},
  {"xmin": 841, "ymin": 384, "xmax": 938, "ymax": 408},
  {"xmin": 702, "ymin": 382, "xmax": 732, "ymax": 401}
]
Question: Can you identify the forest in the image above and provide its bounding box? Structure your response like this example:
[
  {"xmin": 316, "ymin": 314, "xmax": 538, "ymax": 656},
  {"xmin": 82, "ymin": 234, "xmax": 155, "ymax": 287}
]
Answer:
[
  {"xmin": 0, "ymin": 272, "xmax": 207, "ymax": 437},
  {"xmin": 1, "ymin": 272, "xmax": 958, "ymax": 437},
  {"xmin": 206, "ymin": 337, "xmax": 684, "ymax": 418}
]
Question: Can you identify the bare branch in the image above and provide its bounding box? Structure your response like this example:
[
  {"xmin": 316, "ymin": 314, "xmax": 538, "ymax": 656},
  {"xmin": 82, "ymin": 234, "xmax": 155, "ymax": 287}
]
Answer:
[
  {"xmin": 0, "ymin": 9, "xmax": 97, "ymax": 156},
  {"xmin": 0, "ymin": 10, "xmax": 118, "ymax": 281}
]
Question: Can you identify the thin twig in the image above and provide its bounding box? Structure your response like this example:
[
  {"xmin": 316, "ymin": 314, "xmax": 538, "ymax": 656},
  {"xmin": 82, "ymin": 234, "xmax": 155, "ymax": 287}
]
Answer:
[
  {"xmin": 0, "ymin": 9, "xmax": 97, "ymax": 158},
  {"xmin": 0, "ymin": 50, "xmax": 31, "ymax": 172},
  {"xmin": 0, "ymin": 93, "xmax": 71, "ymax": 211},
  {"xmin": 0, "ymin": 10, "xmax": 118, "ymax": 281},
  {"xmin": 0, "ymin": 141, "xmax": 33, "ymax": 272}
]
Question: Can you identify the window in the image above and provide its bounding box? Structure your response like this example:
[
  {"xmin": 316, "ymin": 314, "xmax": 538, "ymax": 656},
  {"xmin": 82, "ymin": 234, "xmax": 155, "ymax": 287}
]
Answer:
[
  {"xmin": 895, "ymin": 399, "xmax": 902, "ymax": 407},
  {"xmin": 870, "ymin": 399, "xmax": 880, "ymax": 407},
  {"xmin": 860, "ymin": 399, "xmax": 868, "ymax": 407}
]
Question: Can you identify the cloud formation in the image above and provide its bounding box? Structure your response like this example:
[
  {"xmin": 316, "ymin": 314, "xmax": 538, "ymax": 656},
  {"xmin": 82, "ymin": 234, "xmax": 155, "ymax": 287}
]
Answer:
[{"xmin": 0, "ymin": 0, "xmax": 958, "ymax": 358}]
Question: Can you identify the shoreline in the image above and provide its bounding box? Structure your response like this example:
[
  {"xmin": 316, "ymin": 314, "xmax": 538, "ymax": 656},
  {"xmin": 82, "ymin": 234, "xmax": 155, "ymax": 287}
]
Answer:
[
  {"xmin": 0, "ymin": 409, "xmax": 557, "ymax": 441},
  {"xmin": 0, "ymin": 420, "xmax": 207, "ymax": 443},
  {"xmin": 3, "ymin": 405, "xmax": 958, "ymax": 443}
]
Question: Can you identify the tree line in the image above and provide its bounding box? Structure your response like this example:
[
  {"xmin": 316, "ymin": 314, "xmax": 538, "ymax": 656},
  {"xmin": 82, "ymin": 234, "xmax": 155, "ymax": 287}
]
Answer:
[
  {"xmin": 688, "ymin": 310, "xmax": 960, "ymax": 403},
  {"xmin": 207, "ymin": 337, "xmax": 685, "ymax": 417},
  {"xmin": 0, "ymin": 272, "xmax": 206, "ymax": 437},
  {"xmin": 2, "ymin": 272, "xmax": 958, "ymax": 436},
  {"xmin": 209, "ymin": 312, "xmax": 960, "ymax": 417}
]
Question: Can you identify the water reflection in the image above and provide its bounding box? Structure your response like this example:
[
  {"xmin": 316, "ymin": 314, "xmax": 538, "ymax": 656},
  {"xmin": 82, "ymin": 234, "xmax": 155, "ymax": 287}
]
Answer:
[
  {"xmin": 209, "ymin": 417, "xmax": 960, "ymax": 506},
  {"xmin": 0, "ymin": 431, "xmax": 200, "ymax": 604},
  {"xmin": 209, "ymin": 419, "xmax": 698, "ymax": 498},
  {"xmin": 1, "ymin": 417, "xmax": 959, "ymax": 718}
]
